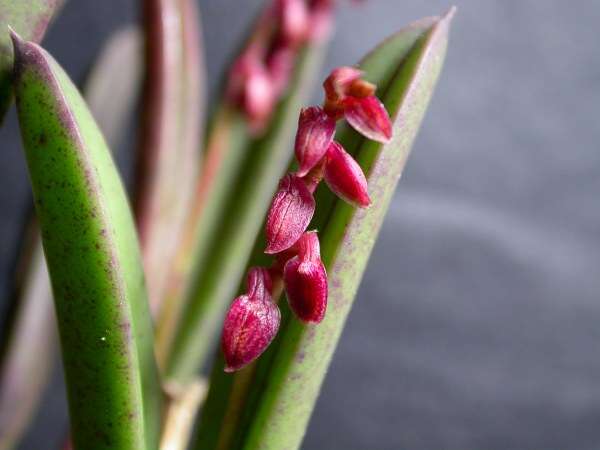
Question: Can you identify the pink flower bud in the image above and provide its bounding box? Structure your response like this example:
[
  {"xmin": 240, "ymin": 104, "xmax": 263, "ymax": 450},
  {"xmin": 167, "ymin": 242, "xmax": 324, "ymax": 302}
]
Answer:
[
  {"xmin": 222, "ymin": 268, "xmax": 281, "ymax": 372},
  {"xmin": 265, "ymin": 174, "xmax": 316, "ymax": 254},
  {"xmin": 267, "ymin": 45, "xmax": 296, "ymax": 96},
  {"xmin": 227, "ymin": 50, "xmax": 276, "ymax": 132},
  {"xmin": 243, "ymin": 61, "xmax": 276, "ymax": 131},
  {"xmin": 343, "ymin": 95, "xmax": 392, "ymax": 143},
  {"xmin": 294, "ymin": 106, "xmax": 336, "ymax": 177},
  {"xmin": 306, "ymin": 0, "xmax": 334, "ymax": 42},
  {"xmin": 283, "ymin": 231, "xmax": 327, "ymax": 323},
  {"xmin": 324, "ymin": 141, "xmax": 371, "ymax": 207},
  {"xmin": 277, "ymin": 0, "xmax": 309, "ymax": 45}
]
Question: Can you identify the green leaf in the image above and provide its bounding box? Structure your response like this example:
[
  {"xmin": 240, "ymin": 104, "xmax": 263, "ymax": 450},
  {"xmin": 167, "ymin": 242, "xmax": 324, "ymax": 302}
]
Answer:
[
  {"xmin": 12, "ymin": 33, "xmax": 161, "ymax": 450},
  {"xmin": 164, "ymin": 39, "xmax": 330, "ymax": 384},
  {"xmin": 0, "ymin": 0, "xmax": 64, "ymax": 121},
  {"xmin": 0, "ymin": 26, "xmax": 143, "ymax": 450},
  {"xmin": 192, "ymin": 9, "xmax": 456, "ymax": 450}
]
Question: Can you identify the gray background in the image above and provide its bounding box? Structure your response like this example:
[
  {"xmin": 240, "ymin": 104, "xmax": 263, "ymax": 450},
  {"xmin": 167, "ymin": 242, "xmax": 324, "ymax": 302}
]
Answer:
[{"xmin": 1, "ymin": 1, "xmax": 599, "ymax": 449}]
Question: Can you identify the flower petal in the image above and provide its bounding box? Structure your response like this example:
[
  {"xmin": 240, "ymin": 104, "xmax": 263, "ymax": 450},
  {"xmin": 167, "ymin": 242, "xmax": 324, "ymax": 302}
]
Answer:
[
  {"xmin": 222, "ymin": 294, "xmax": 281, "ymax": 372},
  {"xmin": 284, "ymin": 256, "xmax": 327, "ymax": 323},
  {"xmin": 343, "ymin": 95, "xmax": 392, "ymax": 143},
  {"xmin": 323, "ymin": 66, "xmax": 363, "ymax": 102},
  {"xmin": 294, "ymin": 106, "xmax": 336, "ymax": 177},
  {"xmin": 265, "ymin": 174, "xmax": 316, "ymax": 254},
  {"xmin": 324, "ymin": 141, "xmax": 371, "ymax": 207}
]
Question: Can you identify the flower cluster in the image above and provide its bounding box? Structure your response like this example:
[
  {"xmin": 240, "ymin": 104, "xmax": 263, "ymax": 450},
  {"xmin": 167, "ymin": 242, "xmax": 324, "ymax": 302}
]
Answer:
[
  {"xmin": 221, "ymin": 66, "xmax": 393, "ymax": 372},
  {"xmin": 226, "ymin": 0, "xmax": 334, "ymax": 133}
]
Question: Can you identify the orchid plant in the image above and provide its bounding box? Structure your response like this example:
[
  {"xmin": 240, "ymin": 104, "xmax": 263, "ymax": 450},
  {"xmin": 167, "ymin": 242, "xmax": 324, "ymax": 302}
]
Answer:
[{"xmin": 0, "ymin": 1, "xmax": 455, "ymax": 449}]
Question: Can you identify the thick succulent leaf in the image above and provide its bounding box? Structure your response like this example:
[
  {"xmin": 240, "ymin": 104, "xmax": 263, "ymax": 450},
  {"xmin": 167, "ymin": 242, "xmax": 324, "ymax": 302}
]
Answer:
[
  {"xmin": 12, "ymin": 33, "xmax": 160, "ymax": 450},
  {"xmin": 165, "ymin": 39, "xmax": 329, "ymax": 383},
  {"xmin": 134, "ymin": 0, "xmax": 205, "ymax": 313},
  {"xmin": 0, "ymin": 26, "xmax": 143, "ymax": 450},
  {"xmin": 193, "ymin": 9, "xmax": 455, "ymax": 450},
  {"xmin": 0, "ymin": 0, "xmax": 64, "ymax": 121}
]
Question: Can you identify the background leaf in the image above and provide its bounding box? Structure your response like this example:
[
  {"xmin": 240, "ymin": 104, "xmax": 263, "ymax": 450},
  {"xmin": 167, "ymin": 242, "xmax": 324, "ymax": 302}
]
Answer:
[{"xmin": 135, "ymin": 0, "xmax": 205, "ymax": 313}]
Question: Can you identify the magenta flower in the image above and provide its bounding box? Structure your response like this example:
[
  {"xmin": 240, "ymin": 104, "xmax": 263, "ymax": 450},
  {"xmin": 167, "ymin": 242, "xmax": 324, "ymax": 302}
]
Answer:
[{"xmin": 222, "ymin": 268, "xmax": 281, "ymax": 372}]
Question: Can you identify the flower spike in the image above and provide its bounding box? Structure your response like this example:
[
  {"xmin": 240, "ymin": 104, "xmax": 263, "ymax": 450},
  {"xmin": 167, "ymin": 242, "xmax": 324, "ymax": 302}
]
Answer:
[
  {"xmin": 283, "ymin": 231, "xmax": 328, "ymax": 323},
  {"xmin": 343, "ymin": 95, "xmax": 392, "ymax": 143},
  {"xmin": 265, "ymin": 174, "xmax": 316, "ymax": 254},
  {"xmin": 221, "ymin": 61, "xmax": 392, "ymax": 367},
  {"xmin": 222, "ymin": 268, "xmax": 281, "ymax": 372},
  {"xmin": 324, "ymin": 141, "xmax": 371, "ymax": 207},
  {"xmin": 294, "ymin": 106, "xmax": 336, "ymax": 177}
]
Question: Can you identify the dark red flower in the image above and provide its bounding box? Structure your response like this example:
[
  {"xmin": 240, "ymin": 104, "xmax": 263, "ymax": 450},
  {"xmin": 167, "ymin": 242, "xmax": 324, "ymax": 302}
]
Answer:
[
  {"xmin": 324, "ymin": 141, "xmax": 371, "ymax": 207},
  {"xmin": 283, "ymin": 231, "xmax": 327, "ymax": 323},
  {"xmin": 265, "ymin": 174, "xmax": 316, "ymax": 254}
]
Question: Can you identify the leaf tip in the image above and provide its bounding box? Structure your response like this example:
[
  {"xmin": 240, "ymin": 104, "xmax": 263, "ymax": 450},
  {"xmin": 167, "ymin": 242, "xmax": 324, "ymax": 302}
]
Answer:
[
  {"xmin": 438, "ymin": 6, "xmax": 457, "ymax": 32},
  {"xmin": 8, "ymin": 25, "xmax": 24, "ymax": 51}
]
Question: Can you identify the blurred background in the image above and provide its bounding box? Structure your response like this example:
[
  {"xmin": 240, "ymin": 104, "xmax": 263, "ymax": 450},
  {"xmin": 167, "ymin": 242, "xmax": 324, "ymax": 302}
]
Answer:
[{"xmin": 1, "ymin": 0, "xmax": 600, "ymax": 449}]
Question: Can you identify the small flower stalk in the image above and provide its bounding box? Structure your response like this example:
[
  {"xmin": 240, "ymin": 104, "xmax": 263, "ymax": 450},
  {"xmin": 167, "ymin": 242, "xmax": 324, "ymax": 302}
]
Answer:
[
  {"xmin": 221, "ymin": 65, "xmax": 392, "ymax": 371},
  {"xmin": 225, "ymin": 0, "xmax": 334, "ymax": 133}
]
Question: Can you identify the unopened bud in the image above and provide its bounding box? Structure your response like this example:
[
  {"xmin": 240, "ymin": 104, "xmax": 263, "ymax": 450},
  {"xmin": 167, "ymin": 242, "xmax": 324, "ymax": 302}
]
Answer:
[
  {"xmin": 307, "ymin": 0, "xmax": 334, "ymax": 42},
  {"xmin": 265, "ymin": 174, "xmax": 316, "ymax": 254},
  {"xmin": 324, "ymin": 141, "xmax": 371, "ymax": 207},
  {"xmin": 283, "ymin": 231, "xmax": 328, "ymax": 323},
  {"xmin": 243, "ymin": 61, "xmax": 276, "ymax": 131},
  {"xmin": 267, "ymin": 44, "xmax": 296, "ymax": 96},
  {"xmin": 295, "ymin": 106, "xmax": 336, "ymax": 177},
  {"xmin": 277, "ymin": 0, "xmax": 309, "ymax": 45},
  {"xmin": 222, "ymin": 267, "xmax": 281, "ymax": 372}
]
